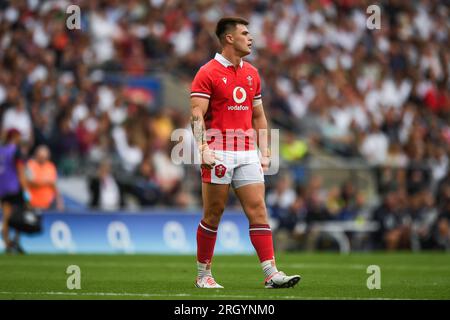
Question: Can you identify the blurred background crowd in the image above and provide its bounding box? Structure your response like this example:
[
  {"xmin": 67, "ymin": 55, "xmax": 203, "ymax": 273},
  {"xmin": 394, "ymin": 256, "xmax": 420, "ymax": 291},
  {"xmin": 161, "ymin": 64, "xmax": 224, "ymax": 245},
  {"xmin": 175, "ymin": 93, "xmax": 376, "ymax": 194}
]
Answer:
[{"xmin": 0, "ymin": 0, "xmax": 449, "ymax": 251}]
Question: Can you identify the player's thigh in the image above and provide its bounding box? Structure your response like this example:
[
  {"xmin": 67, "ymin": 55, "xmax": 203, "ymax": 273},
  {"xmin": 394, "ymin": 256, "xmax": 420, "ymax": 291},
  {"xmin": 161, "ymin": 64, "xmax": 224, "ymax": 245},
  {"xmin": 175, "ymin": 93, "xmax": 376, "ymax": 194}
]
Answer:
[
  {"xmin": 233, "ymin": 182, "xmax": 268, "ymax": 224},
  {"xmin": 201, "ymin": 182, "xmax": 230, "ymax": 218}
]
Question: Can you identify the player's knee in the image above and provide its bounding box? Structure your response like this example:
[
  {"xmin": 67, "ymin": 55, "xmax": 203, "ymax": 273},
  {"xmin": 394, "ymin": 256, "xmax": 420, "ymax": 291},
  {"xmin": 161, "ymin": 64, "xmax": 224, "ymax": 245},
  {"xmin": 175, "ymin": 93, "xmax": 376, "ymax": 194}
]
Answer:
[
  {"xmin": 249, "ymin": 199, "xmax": 266, "ymax": 213},
  {"xmin": 203, "ymin": 213, "xmax": 223, "ymax": 227},
  {"xmin": 204, "ymin": 202, "xmax": 226, "ymax": 223},
  {"xmin": 246, "ymin": 200, "xmax": 267, "ymax": 222}
]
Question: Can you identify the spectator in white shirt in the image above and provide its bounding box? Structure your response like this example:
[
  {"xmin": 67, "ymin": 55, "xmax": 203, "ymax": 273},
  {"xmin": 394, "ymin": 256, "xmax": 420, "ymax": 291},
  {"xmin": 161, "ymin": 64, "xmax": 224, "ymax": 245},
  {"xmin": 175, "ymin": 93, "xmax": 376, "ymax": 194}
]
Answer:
[
  {"xmin": 1, "ymin": 99, "xmax": 33, "ymax": 143},
  {"xmin": 88, "ymin": 159, "xmax": 124, "ymax": 211},
  {"xmin": 359, "ymin": 122, "xmax": 389, "ymax": 166}
]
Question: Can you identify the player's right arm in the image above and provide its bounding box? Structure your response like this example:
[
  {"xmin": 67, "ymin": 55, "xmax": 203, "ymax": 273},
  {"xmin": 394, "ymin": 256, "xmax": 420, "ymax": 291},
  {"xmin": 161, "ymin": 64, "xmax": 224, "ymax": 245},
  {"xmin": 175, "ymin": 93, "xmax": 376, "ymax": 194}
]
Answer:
[
  {"xmin": 190, "ymin": 97, "xmax": 221, "ymax": 169},
  {"xmin": 190, "ymin": 66, "xmax": 222, "ymax": 170},
  {"xmin": 190, "ymin": 97, "xmax": 208, "ymax": 148}
]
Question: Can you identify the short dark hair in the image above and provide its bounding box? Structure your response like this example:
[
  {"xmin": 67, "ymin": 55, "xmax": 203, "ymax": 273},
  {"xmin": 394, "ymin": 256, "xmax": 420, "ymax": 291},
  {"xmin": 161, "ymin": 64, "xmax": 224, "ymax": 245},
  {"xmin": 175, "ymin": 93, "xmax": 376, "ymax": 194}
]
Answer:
[{"xmin": 215, "ymin": 17, "xmax": 249, "ymax": 44}]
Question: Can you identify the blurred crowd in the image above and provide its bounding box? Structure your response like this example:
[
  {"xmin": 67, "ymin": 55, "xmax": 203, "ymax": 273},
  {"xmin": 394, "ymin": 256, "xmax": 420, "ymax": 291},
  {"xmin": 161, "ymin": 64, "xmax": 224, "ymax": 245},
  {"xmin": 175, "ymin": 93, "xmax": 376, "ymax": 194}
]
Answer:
[{"xmin": 0, "ymin": 0, "xmax": 449, "ymax": 250}]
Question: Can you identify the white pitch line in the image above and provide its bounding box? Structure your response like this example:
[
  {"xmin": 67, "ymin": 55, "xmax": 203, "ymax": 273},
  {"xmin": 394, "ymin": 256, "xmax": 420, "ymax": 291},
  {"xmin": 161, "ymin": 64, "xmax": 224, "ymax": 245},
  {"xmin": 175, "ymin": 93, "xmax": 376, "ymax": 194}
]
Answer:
[
  {"xmin": 1, "ymin": 261, "xmax": 448, "ymax": 271},
  {"xmin": 0, "ymin": 291, "xmax": 412, "ymax": 300}
]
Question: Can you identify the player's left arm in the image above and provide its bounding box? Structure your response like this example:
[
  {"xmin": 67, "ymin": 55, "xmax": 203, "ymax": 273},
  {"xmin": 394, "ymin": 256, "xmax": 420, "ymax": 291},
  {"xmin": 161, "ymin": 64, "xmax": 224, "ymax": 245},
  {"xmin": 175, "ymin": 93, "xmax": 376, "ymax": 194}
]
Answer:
[{"xmin": 252, "ymin": 102, "xmax": 270, "ymax": 172}]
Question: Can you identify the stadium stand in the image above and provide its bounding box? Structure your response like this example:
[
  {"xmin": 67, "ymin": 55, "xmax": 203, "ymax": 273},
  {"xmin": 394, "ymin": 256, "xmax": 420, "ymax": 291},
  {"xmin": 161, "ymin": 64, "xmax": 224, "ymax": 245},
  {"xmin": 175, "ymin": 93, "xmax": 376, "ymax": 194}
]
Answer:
[{"xmin": 0, "ymin": 0, "xmax": 449, "ymax": 251}]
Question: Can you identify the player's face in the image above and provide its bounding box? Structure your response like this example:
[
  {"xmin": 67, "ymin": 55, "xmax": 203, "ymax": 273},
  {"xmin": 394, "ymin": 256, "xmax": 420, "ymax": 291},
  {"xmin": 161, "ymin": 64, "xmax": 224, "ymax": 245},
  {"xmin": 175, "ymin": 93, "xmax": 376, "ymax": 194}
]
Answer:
[{"xmin": 231, "ymin": 24, "xmax": 253, "ymax": 57}]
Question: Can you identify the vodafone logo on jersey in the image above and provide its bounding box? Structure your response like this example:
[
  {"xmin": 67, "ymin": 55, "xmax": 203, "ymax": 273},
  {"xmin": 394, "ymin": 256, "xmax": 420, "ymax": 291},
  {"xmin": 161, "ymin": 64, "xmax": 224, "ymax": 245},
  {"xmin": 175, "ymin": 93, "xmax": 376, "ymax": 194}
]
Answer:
[
  {"xmin": 232, "ymin": 87, "xmax": 247, "ymax": 104},
  {"xmin": 228, "ymin": 87, "xmax": 249, "ymax": 111}
]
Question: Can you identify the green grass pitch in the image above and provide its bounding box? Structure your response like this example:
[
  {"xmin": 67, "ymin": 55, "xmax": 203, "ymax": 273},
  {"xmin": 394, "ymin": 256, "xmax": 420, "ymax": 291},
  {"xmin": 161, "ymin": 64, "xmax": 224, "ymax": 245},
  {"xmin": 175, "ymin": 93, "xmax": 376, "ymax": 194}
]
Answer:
[{"xmin": 1, "ymin": 252, "xmax": 450, "ymax": 300}]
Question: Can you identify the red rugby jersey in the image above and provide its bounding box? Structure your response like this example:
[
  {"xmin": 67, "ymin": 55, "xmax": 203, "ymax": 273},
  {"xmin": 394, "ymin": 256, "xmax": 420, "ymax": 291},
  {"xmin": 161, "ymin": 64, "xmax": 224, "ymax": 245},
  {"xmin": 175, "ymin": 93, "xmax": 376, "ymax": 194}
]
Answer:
[{"xmin": 191, "ymin": 53, "xmax": 262, "ymax": 151}]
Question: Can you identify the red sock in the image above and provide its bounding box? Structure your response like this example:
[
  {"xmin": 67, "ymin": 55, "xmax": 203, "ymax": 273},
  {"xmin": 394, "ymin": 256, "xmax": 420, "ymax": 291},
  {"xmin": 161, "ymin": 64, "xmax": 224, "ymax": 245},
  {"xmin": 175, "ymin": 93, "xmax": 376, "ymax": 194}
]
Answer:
[
  {"xmin": 249, "ymin": 224, "xmax": 275, "ymax": 262},
  {"xmin": 197, "ymin": 220, "xmax": 218, "ymax": 264}
]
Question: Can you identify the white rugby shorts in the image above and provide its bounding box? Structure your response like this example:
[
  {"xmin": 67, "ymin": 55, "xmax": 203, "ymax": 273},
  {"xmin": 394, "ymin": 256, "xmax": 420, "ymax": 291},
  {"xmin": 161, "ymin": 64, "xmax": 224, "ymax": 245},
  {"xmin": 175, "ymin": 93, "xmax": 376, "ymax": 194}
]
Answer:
[{"xmin": 200, "ymin": 150, "xmax": 265, "ymax": 189}]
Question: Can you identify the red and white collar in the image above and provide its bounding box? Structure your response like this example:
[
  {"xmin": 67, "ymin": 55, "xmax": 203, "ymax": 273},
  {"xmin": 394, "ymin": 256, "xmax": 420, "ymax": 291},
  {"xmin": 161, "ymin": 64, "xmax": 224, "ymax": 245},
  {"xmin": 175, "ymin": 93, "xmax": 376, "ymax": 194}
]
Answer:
[{"xmin": 214, "ymin": 53, "xmax": 243, "ymax": 68}]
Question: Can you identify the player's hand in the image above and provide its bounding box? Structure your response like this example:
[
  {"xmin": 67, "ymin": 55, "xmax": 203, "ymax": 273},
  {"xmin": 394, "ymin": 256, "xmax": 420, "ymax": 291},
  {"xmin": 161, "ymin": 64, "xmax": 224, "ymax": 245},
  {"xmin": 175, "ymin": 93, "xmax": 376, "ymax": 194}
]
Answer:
[{"xmin": 199, "ymin": 144, "xmax": 222, "ymax": 169}]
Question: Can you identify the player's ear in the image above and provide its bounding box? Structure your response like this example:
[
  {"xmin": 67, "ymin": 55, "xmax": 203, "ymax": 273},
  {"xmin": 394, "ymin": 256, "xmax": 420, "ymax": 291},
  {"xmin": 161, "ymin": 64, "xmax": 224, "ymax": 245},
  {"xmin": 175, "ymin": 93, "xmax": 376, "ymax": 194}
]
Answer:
[{"xmin": 225, "ymin": 33, "xmax": 233, "ymax": 45}]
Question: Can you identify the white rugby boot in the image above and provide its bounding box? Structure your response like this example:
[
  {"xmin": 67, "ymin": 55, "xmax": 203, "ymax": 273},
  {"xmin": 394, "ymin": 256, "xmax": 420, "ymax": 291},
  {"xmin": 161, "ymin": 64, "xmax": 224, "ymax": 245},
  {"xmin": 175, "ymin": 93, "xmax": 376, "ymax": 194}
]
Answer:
[
  {"xmin": 195, "ymin": 276, "xmax": 224, "ymax": 289},
  {"xmin": 264, "ymin": 271, "xmax": 301, "ymax": 289}
]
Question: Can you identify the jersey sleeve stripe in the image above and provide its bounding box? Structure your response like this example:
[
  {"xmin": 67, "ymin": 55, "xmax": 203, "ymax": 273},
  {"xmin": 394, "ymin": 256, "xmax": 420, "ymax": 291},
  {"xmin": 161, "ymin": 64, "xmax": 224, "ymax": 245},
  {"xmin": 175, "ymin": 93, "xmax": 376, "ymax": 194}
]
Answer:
[
  {"xmin": 191, "ymin": 92, "xmax": 211, "ymax": 99},
  {"xmin": 253, "ymin": 94, "xmax": 262, "ymax": 106}
]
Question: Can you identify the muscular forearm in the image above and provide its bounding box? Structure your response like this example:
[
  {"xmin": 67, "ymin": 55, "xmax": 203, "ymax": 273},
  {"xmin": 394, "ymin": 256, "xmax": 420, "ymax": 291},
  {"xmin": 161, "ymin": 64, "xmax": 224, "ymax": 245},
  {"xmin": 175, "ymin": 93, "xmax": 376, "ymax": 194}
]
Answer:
[
  {"xmin": 190, "ymin": 106, "xmax": 221, "ymax": 168},
  {"xmin": 190, "ymin": 108, "xmax": 207, "ymax": 147}
]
